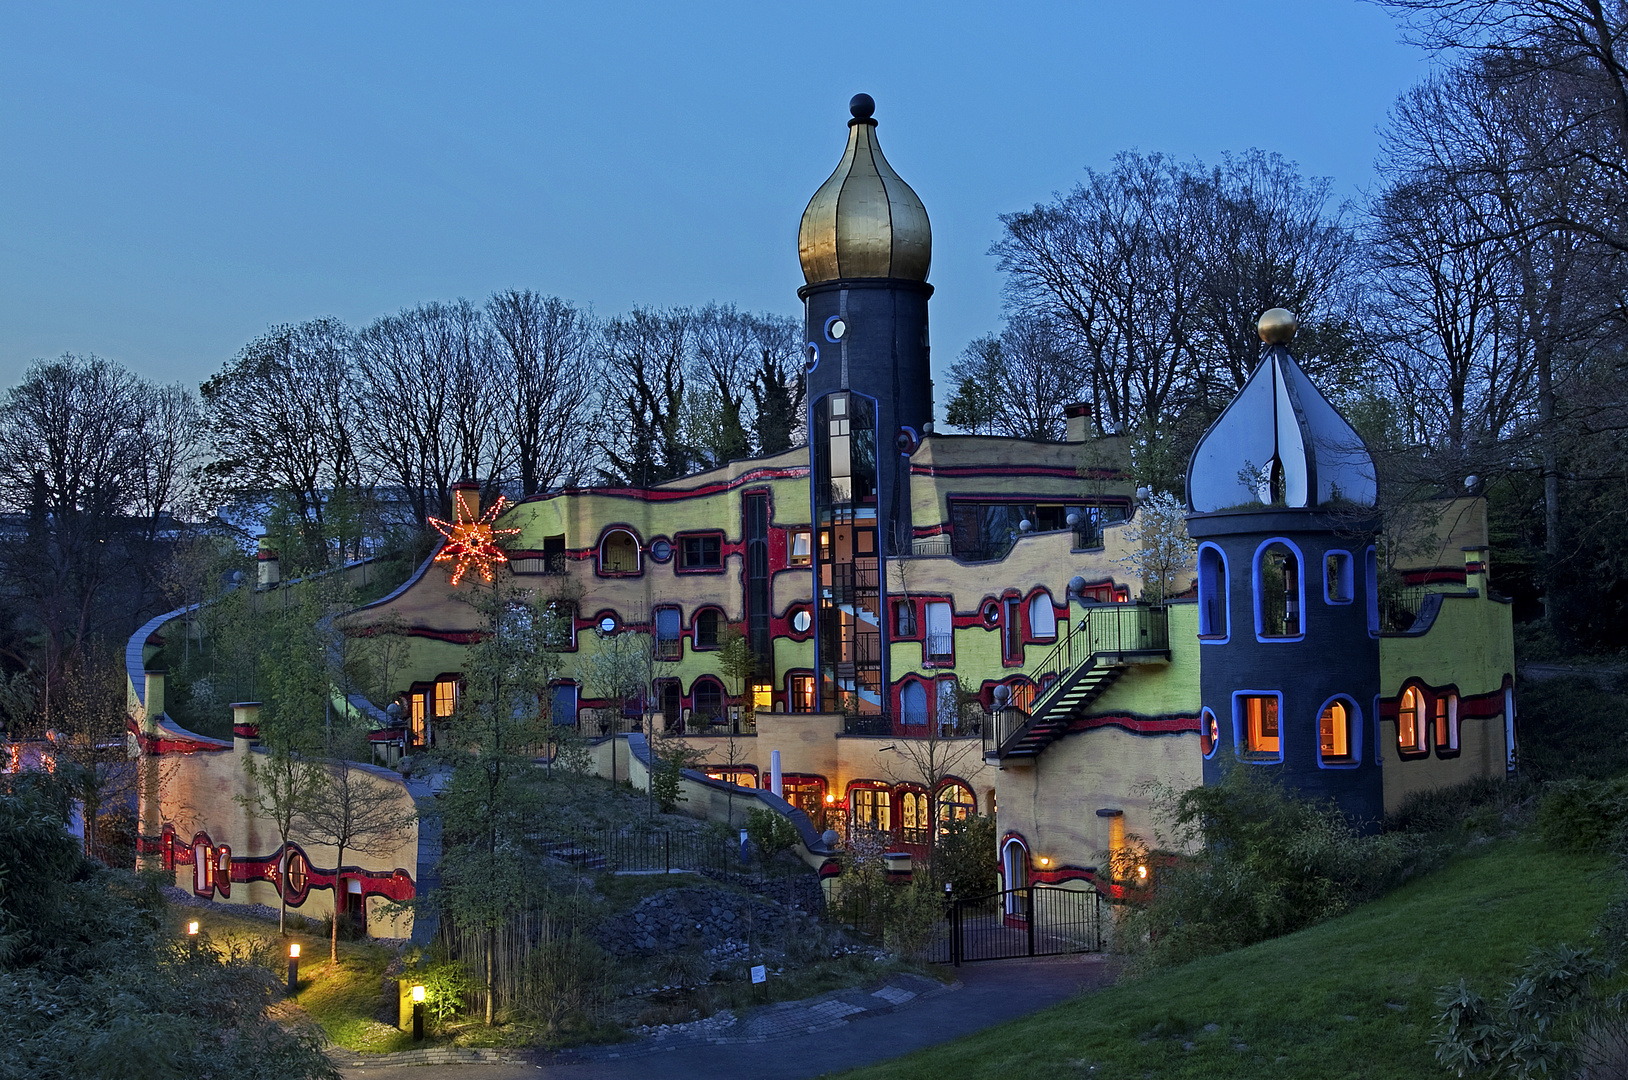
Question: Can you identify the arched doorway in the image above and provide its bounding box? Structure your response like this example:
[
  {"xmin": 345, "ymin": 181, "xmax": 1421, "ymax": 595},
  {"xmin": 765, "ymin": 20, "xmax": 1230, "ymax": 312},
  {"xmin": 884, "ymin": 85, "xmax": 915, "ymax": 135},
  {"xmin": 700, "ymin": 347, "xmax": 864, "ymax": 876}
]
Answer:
[{"xmin": 1002, "ymin": 838, "xmax": 1030, "ymax": 916}]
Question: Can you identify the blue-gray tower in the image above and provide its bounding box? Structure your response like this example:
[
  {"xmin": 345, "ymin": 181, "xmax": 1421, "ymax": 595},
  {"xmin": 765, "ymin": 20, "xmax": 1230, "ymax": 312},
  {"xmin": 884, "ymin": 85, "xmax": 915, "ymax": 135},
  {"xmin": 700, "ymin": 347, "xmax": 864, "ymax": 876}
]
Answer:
[
  {"xmin": 1186, "ymin": 309, "xmax": 1385, "ymax": 825},
  {"xmin": 798, "ymin": 94, "xmax": 933, "ymax": 716}
]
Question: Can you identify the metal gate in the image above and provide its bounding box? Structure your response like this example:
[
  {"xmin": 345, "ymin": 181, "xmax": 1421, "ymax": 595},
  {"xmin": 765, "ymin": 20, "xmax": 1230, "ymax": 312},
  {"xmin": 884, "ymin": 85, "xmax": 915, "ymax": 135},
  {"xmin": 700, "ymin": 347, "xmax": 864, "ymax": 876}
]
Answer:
[{"xmin": 929, "ymin": 886, "xmax": 1104, "ymax": 966}]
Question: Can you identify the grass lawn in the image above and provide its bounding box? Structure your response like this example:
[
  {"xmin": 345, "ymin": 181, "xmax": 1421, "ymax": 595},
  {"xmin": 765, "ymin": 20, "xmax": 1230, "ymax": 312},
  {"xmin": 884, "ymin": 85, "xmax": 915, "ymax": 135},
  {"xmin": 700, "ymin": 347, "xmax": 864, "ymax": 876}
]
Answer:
[
  {"xmin": 186, "ymin": 906, "xmax": 413, "ymax": 1053},
  {"xmin": 838, "ymin": 840, "xmax": 1620, "ymax": 1080}
]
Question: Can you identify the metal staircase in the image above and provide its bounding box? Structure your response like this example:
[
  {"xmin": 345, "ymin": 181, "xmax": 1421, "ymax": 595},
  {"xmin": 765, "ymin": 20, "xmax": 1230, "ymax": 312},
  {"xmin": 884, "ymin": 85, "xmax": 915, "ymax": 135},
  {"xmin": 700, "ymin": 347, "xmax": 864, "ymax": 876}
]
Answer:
[{"xmin": 985, "ymin": 604, "xmax": 1170, "ymax": 762}]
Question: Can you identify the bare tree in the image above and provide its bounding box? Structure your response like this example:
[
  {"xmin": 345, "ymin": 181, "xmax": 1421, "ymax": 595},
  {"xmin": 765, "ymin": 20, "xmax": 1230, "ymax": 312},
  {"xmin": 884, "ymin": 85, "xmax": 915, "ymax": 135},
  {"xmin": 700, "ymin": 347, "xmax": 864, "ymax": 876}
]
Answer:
[
  {"xmin": 238, "ymin": 744, "xmax": 321, "ymax": 934},
  {"xmin": 356, "ymin": 300, "xmax": 507, "ymax": 524},
  {"xmin": 486, "ymin": 290, "xmax": 598, "ymax": 495},
  {"xmin": 298, "ymin": 749, "xmax": 415, "ymax": 961},
  {"xmin": 201, "ymin": 318, "xmax": 369, "ymax": 566},
  {"xmin": 596, "ymin": 306, "xmax": 694, "ymax": 485},
  {"xmin": 945, "ymin": 316, "xmax": 1081, "ymax": 440}
]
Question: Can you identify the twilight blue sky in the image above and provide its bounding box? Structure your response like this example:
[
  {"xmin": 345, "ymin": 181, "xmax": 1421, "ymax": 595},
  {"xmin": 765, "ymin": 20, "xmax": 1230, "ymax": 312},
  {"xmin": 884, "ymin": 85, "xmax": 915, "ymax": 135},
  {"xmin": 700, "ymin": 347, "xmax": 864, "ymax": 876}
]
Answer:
[{"xmin": 0, "ymin": 2, "xmax": 1430, "ymax": 402}]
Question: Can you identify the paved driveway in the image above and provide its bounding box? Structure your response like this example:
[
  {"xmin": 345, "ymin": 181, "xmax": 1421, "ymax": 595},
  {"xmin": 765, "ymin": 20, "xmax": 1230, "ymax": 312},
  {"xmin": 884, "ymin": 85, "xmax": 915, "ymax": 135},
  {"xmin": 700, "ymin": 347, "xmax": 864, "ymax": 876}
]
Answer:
[{"xmin": 338, "ymin": 953, "xmax": 1115, "ymax": 1080}]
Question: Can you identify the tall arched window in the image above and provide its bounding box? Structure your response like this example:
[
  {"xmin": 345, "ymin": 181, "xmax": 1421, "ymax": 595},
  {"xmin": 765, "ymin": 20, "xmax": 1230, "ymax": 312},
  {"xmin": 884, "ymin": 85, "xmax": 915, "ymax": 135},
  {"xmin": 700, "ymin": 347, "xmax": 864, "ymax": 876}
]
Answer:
[
  {"xmin": 1255, "ymin": 540, "xmax": 1304, "ymax": 640},
  {"xmin": 936, "ymin": 781, "xmax": 976, "ymax": 831},
  {"xmin": 1028, "ymin": 591, "xmax": 1057, "ymax": 640},
  {"xmin": 1198, "ymin": 545, "xmax": 1228, "ymax": 638},
  {"xmin": 1318, "ymin": 697, "xmax": 1358, "ymax": 766},
  {"xmin": 692, "ymin": 678, "xmax": 725, "ymax": 726},
  {"xmin": 1398, "ymin": 686, "xmax": 1427, "ymax": 754},
  {"xmin": 1434, "ymin": 692, "xmax": 1459, "ymax": 755},
  {"xmin": 900, "ymin": 680, "xmax": 928, "ymax": 726}
]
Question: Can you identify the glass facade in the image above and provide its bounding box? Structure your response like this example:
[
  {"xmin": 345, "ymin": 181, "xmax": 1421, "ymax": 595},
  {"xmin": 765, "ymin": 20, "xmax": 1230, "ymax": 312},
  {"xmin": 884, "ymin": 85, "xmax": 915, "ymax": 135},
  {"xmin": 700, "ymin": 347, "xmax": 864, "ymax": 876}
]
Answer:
[{"xmin": 813, "ymin": 392, "xmax": 883, "ymax": 715}]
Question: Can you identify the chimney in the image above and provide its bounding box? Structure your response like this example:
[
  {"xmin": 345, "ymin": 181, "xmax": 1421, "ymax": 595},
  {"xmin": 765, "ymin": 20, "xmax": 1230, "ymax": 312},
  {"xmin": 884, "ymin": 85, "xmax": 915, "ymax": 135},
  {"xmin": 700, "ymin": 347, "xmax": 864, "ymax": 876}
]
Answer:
[
  {"xmin": 143, "ymin": 669, "xmax": 167, "ymax": 728},
  {"xmin": 1463, "ymin": 546, "xmax": 1489, "ymax": 595},
  {"xmin": 257, "ymin": 537, "xmax": 280, "ymax": 588},
  {"xmin": 231, "ymin": 702, "xmax": 261, "ymax": 753},
  {"xmin": 452, "ymin": 480, "xmax": 481, "ymax": 521},
  {"xmin": 1064, "ymin": 402, "xmax": 1093, "ymax": 442}
]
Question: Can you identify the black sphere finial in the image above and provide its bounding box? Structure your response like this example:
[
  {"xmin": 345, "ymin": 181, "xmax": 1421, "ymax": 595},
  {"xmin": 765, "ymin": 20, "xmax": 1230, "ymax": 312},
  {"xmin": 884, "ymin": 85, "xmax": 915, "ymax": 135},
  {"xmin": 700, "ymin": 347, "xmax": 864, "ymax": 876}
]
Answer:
[{"xmin": 849, "ymin": 93, "xmax": 875, "ymax": 120}]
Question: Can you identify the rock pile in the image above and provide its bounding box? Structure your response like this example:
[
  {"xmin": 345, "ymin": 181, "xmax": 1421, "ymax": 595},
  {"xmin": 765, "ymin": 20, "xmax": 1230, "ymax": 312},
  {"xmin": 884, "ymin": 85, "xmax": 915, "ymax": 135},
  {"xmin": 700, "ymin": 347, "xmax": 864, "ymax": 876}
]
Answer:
[{"xmin": 597, "ymin": 887, "xmax": 799, "ymax": 958}]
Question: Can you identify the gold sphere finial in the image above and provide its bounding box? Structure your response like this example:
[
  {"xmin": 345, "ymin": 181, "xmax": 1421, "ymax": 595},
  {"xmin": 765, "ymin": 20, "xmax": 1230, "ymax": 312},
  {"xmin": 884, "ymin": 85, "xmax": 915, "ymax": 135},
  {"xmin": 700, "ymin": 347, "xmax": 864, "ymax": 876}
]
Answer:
[{"xmin": 1258, "ymin": 308, "xmax": 1297, "ymax": 344}]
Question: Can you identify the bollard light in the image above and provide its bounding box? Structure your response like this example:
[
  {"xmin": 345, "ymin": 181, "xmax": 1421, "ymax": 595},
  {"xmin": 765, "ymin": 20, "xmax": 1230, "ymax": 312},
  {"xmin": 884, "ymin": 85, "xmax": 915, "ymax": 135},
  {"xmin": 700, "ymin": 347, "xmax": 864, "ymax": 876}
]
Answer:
[
  {"xmin": 186, "ymin": 920, "xmax": 199, "ymax": 936},
  {"xmin": 411, "ymin": 985, "xmax": 426, "ymax": 1041},
  {"xmin": 287, "ymin": 943, "xmax": 300, "ymax": 996},
  {"xmin": 289, "ymin": 943, "xmax": 300, "ymax": 958}
]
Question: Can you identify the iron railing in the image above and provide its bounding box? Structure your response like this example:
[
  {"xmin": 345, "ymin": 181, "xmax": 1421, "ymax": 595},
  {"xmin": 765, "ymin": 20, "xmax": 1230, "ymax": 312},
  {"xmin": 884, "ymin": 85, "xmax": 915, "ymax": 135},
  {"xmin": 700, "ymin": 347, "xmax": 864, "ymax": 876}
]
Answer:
[
  {"xmin": 983, "ymin": 604, "xmax": 1169, "ymax": 757},
  {"xmin": 1380, "ymin": 585, "xmax": 1430, "ymax": 633},
  {"xmin": 929, "ymin": 886, "xmax": 1104, "ymax": 965},
  {"xmin": 842, "ymin": 713, "xmax": 895, "ymax": 736}
]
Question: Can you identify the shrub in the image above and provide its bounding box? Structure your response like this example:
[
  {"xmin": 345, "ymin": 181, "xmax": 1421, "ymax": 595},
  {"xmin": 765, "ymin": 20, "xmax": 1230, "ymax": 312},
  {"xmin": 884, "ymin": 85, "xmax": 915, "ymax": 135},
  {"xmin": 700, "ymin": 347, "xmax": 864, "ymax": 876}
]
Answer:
[
  {"xmin": 745, "ymin": 807, "xmax": 800, "ymax": 863},
  {"xmin": 1536, "ymin": 776, "xmax": 1628, "ymax": 854},
  {"xmin": 1515, "ymin": 677, "xmax": 1628, "ymax": 782},
  {"xmin": 1431, "ymin": 944, "xmax": 1613, "ymax": 1079},
  {"xmin": 881, "ymin": 879, "xmax": 945, "ymax": 961},
  {"xmin": 1122, "ymin": 766, "xmax": 1438, "ymax": 967},
  {"xmin": 935, "ymin": 813, "xmax": 998, "ymax": 898}
]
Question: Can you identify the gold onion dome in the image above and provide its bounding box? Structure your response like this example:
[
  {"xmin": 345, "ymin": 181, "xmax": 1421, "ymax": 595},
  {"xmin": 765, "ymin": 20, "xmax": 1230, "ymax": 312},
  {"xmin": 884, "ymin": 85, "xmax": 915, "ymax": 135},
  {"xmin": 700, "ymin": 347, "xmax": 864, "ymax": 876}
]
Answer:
[{"xmin": 798, "ymin": 94, "xmax": 932, "ymax": 285}]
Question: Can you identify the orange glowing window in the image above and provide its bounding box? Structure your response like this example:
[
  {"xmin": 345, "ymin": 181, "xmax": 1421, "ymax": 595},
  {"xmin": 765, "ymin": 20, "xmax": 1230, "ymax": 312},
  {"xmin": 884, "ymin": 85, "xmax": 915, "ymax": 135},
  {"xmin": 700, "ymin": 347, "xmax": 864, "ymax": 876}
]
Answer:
[
  {"xmin": 434, "ymin": 680, "xmax": 458, "ymax": 718},
  {"xmin": 1319, "ymin": 700, "xmax": 1353, "ymax": 762},
  {"xmin": 1239, "ymin": 695, "xmax": 1280, "ymax": 758},
  {"xmin": 410, "ymin": 693, "xmax": 427, "ymax": 746},
  {"xmin": 1398, "ymin": 687, "xmax": 1426, "ymax": 753}
]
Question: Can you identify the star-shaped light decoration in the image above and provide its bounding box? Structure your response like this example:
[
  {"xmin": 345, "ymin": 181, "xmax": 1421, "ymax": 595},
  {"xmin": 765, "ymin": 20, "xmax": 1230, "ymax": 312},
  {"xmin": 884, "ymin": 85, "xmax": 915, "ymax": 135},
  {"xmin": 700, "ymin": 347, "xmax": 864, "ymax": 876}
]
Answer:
[{"xmin": 428, "ymin": 495, "xmax": 520, "ymax": 586}]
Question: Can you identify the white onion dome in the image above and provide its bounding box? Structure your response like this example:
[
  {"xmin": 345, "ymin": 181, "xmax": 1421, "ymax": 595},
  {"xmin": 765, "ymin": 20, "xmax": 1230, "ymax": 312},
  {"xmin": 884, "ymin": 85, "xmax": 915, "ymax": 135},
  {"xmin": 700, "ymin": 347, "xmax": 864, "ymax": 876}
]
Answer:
[{"xmin": 1187, "ymin": 311, "xmax": 1377, "ymax": 512}]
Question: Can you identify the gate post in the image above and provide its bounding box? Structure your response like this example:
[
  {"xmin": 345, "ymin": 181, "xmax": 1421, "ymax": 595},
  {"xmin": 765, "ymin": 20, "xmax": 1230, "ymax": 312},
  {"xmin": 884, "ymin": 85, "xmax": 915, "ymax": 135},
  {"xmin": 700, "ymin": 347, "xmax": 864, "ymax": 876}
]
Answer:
[
  {"xmin": 1026, "ymin": 888, "xmax": 1036, "ymax": 957},
  {"xmin": 952, "ymin": 900, "xmax": 962, "ymax": 967}
]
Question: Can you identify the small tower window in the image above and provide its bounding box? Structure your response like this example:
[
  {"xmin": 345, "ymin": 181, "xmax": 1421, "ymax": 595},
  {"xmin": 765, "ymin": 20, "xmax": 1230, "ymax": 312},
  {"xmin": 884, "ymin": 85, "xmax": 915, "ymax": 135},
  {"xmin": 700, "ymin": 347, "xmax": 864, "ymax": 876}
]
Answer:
[
  {"xmin": 1198, "ymin": 545, "xmax": 1228, "ymax": 638},
  {"xmin": 1235, "ymin": 693, "xmax": 1282, "ymax": 761},
  {"xmin": 1325, "ymin": 551, "xmax": 1354, "ymax": 604},
  {"xmin": 1200, "ymin": 707, "xmax": 1219, "ymax": 758},
  {"xmin": 1318, "ymin": 698, "xmax": 1358, "ymax": 765},
  {"xmin": 1255, "ymin": 540, "xmax": 1303, "ymax": 640}
]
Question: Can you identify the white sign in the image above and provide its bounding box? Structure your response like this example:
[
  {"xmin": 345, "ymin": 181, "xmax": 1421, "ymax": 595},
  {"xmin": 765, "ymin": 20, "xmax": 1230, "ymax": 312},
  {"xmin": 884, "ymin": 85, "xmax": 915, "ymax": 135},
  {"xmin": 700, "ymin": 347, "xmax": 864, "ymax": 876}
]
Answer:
[{"xmin": 750, "ymin": 965, "xmax": 767, "ymax": 985}]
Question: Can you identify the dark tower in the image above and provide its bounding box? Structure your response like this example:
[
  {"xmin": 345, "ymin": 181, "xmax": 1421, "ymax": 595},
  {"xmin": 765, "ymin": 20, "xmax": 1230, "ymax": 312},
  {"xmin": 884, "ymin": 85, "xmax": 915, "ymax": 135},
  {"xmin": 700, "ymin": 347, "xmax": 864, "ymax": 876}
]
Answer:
[
  {"xmin": 1186, "ymin": 310, "xmax": 1386, "ymax": 825},
  {"xmin": 798, "ymin": 94, "xmax": 933, "ymax": 715}
]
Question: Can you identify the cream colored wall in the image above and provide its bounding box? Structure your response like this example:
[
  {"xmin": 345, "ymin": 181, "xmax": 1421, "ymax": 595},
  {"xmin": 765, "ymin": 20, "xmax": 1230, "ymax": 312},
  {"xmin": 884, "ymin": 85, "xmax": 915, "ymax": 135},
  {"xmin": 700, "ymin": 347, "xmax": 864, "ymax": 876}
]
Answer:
[
  {"xmin": 907, "ymin": 432, "xmax": 1132, "ymax": 529},
  {"xmin": 146, "ymin": 740, "xmax": 419, "ymax": 938},
  {"xmin": 1379, "ymin": 588, "xmax": 1515, "ymax": 815},
  {"xmin": 995, "ymin": 726, "xmax": 1203, "ymax": 872}
]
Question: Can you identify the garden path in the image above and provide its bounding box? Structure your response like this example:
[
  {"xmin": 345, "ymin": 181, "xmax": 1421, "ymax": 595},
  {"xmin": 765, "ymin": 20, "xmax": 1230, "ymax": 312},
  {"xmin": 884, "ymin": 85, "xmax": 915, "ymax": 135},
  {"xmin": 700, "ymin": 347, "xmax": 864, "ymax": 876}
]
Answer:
[{"xmin": 337, "ymin": 952, "xmax": 1115, "ymax": 1080}]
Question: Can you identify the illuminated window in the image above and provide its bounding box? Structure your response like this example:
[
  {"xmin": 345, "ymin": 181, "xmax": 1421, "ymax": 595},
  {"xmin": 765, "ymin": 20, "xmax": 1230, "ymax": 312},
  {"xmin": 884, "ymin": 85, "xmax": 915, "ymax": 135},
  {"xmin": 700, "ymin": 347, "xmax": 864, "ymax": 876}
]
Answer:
[
  {"xmin": 707, "ymin": 768, "xmax": 758, "ymax": 788},
  {"xmin": 899, "ymin": 789, "xmax": 929, "ymax": 843},
  {"xmin": 752, "ymin": 683, "xmax": 773, "ymax": 711},
  {"xmin": 1007, "ymin": 680, "xmax": 1036, "ymax": 715},
  {"xmin": 1237, "ymin": 694, "xmax": 1281, "ymax": 759},
  {"xmin": 599, "ymin": 529, "xmax": 640, "ymax": 574},
  {"xmin": 434, "ymin": 679, "xmax": 458, "ymax": 718},
  {"xmin": 678, "ymin": 532, "xmax": 723, "ymax": 570},
  {"xmin": 937, "ymin": 781, "xmax": 975, "ymax": 831},
  {"xmin": 409, "ymin": 693, "xmax": 427, "ymax": 746},
  {"xmin": 1398, "ymin": 686, "xmax": 1427, "ymax": 753},
  {"xmin": 1200, "ymin": 707, "xmax": 1218, "ymax": 757},
  {"xmin": 789, "ymin": 530, "xmax": 812, "ymax": 566},
  {"xmin": 1029, "ymin": 591, "xmax": 1057, "ymax": 640},
  {"xmin": 781, "ymin": 774, "xmax": 826, "ymax": 816},
  {"xmin": 850, "ymin": 786, "xmax": 891, "ymax": 832},
  {"xmin": 1325, "ymin": 551, "xmax": 1354, "ymax": 604},
  {"xmin": 695, "ymin": 609, "xmax": 721, "ymax": 649},
  {"xmin": 1319, "ymin": 699, "xmax": 1355, "ymax": 763},
  {"xmin": 1434, "ymin": 692, "xmax": 1459, "ymax": 754},
  {"xmin": 789, "ymin": 673, "xmax": 815, "ymax": 713},
  {"xmin": 1256, "ymin": 541, "xmax": 1303, "ymax": 638}
]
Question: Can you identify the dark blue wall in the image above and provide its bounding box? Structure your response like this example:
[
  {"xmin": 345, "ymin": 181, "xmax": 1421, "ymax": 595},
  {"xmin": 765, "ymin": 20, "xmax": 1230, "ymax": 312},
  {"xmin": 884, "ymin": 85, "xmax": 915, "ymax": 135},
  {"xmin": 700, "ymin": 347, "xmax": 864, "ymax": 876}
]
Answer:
[
  {"xmin": 800, "ymin": 277, "xmax": 932, "ymax": 557},
  {"xmin": 1190, "ymin": 509, "xmax": 1384, "ymax": 829}
]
